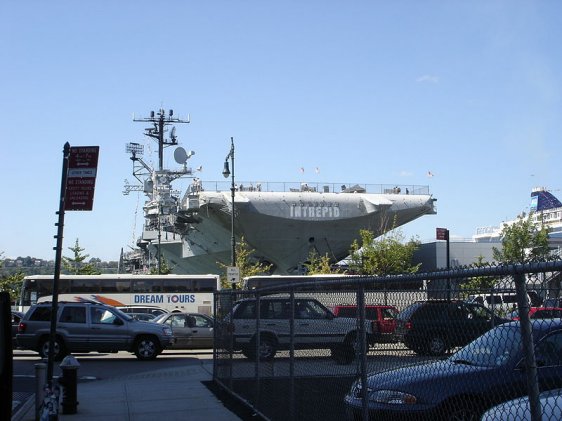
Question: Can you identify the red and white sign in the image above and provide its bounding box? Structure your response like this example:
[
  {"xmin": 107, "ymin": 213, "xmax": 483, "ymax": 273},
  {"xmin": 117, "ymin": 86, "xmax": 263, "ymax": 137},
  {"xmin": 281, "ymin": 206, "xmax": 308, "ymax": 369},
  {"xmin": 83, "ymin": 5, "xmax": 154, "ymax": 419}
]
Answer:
[
  {"xmin": 436, "ymin": 227, "xmax": 449, "ymax": 241},
  {"xmin": 65, "ymin": 146, "xmax": 99, "ymax": 211}
]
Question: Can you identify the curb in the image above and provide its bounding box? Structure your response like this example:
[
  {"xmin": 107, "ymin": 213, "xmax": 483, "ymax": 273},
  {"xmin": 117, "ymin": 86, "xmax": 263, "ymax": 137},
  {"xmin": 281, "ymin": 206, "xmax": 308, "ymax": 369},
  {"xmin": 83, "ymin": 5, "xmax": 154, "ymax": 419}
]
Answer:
[{"xmin": 12, "ymin": 394, "xmax": 34, "ymax": 421}]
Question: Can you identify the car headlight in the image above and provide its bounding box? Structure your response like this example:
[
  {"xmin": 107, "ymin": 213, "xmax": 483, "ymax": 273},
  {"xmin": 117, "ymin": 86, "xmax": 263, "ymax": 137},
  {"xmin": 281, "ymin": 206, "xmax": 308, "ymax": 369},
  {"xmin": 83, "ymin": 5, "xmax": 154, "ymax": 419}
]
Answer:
[{"xmin": 369, "ymin": 390, "xmax": 417, "ymax": 405}]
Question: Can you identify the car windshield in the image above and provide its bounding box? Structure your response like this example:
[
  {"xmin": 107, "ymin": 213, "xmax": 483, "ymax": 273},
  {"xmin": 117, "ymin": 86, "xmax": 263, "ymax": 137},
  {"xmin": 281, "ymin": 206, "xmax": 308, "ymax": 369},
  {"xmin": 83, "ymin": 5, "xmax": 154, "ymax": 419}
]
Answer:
[
  {"xmin": 112, "ymin": 307, "xmax": 133, "ymax": 321},
  {"xmin": 152, "ymin": 314, "xmax": 166, "ymax": 323},
  {"xmin": 449, "ymin": 324, "xmax": 522, "ymax": 367},
  {"xmin": 397, "ymin": 302, "xmax": 422, "ymax": 321}
]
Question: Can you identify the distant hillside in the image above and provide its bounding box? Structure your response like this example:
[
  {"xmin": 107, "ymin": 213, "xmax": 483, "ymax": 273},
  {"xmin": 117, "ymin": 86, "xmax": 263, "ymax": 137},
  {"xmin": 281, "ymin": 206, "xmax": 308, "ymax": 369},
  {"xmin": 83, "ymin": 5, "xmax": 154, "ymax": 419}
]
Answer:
[{"xmin": 1, "ymin": 256, "xmax": 119, "ymax": 277}]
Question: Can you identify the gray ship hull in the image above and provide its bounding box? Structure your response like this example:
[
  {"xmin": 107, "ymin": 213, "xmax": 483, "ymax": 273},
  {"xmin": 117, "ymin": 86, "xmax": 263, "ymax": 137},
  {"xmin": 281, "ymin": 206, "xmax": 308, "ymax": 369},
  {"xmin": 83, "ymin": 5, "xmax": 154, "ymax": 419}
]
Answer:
[{"xmin": 146, "ymin": 189, "xmax": 436, "ymax": 274}]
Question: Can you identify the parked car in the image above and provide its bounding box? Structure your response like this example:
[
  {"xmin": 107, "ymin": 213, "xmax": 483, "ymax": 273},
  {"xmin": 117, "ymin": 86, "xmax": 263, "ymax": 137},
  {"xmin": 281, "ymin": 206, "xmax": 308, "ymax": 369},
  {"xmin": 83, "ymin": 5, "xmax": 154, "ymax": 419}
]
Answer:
[
  {"xmin": 510, "ymin": 306, "xmax": 562, "ymax": 321},
  {"xmin": 394, "ymin": 300, "xmax": 508, "ymax": 356},
  {"xmin": 128, "ymin": 312, "xmax": 157, "ymax": 322},
  {"xmin": 344, "ymin": 319, "xmax": 562, "ymax": 420},
  {"xmin": 223, "ymin": 297, "xmax": 377, "ymax": 364},
  {"xmin": 466, "ymin": 292, "xmax": 532, "ymax": 314},
  {"xmin": 116, "ymin": 305, "xmax": 169, "ymax": 317},
  {"xmin": 543, "ymin": 298, "xmax": 562, "ymax": 308},
  {"xmin": 17, "ymin": 302, "xmax": 174, "ymax": 360},
  {"xmin": 153, "ymin": 312, "xmax": 214, "ymax": 349},
  {"xmin": 11, "ymin": 310, "xmax": 24, "ymax": 347},
  {"xmin": 481, "ymin": 387, "xmax": 562, "ymax": 421},
  {"xmin": 332, "ymin": 304, "xmax": 398, "ymax": 343}
]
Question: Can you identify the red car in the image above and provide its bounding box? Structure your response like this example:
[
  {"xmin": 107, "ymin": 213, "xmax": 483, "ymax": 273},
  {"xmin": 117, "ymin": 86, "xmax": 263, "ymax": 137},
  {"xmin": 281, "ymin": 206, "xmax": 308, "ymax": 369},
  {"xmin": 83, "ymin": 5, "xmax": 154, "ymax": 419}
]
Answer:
[
  {"xmin": 332, "ymin": 304, "xmax": 399, "ymax": 343},
  {"xmin": 510, "ymin": 306, "xmax": 562, "ymax": 320}
]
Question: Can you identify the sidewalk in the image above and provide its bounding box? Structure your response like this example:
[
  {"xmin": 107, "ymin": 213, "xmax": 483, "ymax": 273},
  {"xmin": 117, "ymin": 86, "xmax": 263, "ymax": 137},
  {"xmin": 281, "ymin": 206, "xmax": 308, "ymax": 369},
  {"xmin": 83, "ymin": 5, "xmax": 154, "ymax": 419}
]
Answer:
[{"xmin": 13, "ymin": 361, "xmax": 243, "ymax": 421}]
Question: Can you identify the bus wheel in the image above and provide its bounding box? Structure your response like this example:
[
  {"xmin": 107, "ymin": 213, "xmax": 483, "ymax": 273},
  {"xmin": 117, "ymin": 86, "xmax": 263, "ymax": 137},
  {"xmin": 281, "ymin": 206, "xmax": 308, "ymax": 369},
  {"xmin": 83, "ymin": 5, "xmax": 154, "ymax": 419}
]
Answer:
[
  {"xmin": 134, "ymin": 335, "xmax": 160, "ymax": 360},
  {"xmin": 39, "ymin": 336, "xmax": 67, "ymax": 361}
]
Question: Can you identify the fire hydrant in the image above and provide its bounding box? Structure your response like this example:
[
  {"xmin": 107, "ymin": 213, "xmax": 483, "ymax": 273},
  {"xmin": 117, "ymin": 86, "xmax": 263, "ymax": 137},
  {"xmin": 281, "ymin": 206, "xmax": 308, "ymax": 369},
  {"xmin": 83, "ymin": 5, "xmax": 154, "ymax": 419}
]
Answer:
[{"xmin": 59, "ymin": 355, "xmax": 80, "ymax": 414}]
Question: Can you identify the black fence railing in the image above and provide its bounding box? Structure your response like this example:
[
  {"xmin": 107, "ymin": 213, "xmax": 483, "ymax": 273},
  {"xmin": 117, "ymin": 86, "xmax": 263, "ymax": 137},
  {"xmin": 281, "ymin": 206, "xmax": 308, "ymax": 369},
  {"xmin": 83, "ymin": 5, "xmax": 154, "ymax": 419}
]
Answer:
[{"xmin": 213, "ymin": 261, "xmax": 562, "ymax": 421}]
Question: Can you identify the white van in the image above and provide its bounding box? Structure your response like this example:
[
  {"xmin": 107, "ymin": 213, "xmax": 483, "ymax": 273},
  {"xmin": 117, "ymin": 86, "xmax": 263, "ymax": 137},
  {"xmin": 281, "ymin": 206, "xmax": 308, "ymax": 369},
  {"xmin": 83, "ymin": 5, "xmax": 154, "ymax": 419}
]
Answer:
[{"xmin": 467, "ymin": 293, "xmax": 529, "ymax": 314}]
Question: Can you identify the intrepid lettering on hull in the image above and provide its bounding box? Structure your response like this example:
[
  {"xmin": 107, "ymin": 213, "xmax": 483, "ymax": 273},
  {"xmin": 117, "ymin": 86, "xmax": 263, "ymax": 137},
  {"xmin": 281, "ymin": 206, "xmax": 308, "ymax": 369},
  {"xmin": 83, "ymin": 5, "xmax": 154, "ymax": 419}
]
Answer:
[{"xmin": 289, "ymin": 203, "xmax": 340, "ymax": 219}]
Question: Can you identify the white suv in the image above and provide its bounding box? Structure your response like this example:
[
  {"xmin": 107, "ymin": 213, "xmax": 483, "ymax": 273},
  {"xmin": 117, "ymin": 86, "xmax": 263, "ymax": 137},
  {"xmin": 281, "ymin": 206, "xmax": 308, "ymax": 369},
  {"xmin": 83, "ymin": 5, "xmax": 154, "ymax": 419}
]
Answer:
[{"xmin": 224, "ymin": 297, "xmax": 377, "ymax": 364}]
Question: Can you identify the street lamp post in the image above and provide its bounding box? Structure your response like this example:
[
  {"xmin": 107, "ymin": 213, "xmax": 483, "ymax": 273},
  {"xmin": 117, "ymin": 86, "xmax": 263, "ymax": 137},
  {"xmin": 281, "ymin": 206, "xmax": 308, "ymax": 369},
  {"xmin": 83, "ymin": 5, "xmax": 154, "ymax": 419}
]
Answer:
[{"xmin": 223, "ymin": 137, "xmax": 236, "ymax": 277}]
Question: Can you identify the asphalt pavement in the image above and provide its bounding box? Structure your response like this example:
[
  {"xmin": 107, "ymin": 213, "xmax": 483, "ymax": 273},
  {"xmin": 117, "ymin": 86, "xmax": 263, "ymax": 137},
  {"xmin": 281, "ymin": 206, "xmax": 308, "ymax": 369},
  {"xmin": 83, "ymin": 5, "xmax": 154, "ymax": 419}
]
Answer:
[{"xmin": 12, "ymin": 360, "xmax": 246, "ymax": 421}]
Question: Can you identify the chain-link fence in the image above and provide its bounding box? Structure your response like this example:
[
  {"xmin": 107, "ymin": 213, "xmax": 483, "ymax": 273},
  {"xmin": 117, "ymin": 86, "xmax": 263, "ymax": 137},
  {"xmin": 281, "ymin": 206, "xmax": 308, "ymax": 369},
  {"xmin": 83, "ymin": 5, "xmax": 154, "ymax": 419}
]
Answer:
[{"xmin": 213, "ymin": 261, "xmax": 562, "ymax": 421}]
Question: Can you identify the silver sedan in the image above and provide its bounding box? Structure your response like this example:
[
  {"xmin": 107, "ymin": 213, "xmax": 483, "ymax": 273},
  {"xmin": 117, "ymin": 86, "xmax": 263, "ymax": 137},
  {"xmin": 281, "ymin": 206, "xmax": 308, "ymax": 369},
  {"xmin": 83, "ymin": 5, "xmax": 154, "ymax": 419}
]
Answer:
[{"xmin": 153, "ymin": 312, "xmax": 214, "ymax": 349}]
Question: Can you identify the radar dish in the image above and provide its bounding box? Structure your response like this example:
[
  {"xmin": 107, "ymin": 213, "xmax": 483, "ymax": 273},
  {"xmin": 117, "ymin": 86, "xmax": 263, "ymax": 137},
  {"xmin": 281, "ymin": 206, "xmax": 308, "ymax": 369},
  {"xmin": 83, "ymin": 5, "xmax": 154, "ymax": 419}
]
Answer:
[{"xmin": 174, "ymin": 147, "xmax": 188, "ymax": 164}]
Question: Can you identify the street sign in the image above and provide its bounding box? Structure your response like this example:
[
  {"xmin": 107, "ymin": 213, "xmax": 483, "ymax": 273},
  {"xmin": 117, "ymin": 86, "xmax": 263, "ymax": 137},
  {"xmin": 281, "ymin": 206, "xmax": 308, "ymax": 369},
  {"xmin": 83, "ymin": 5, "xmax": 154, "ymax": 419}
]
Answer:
[
  {"xmin": 227, "ymin": 266, "xmax": 240, "ymax": 286},
  {"xmin": 65, "ymin": 146, "xmax": 99, "ymax": 211},
  {"xmin": 436, "ymin": 227, "xmax": 449, "ymax": 241}
]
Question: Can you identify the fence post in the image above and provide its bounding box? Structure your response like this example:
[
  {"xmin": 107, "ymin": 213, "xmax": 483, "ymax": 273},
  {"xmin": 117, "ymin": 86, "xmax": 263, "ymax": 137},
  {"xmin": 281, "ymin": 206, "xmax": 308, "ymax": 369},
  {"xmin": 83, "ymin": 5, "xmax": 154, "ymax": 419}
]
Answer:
[
  {"xmin": 34, "ymin": 363, "xmax": 47, "ymax": 421},
  {"xmin": 515, "ymin": 272, "xmax": 541, "ymax": 421},
  {"xmin": 357, "ymin": 285, "xmax": 369, "ymax": 421},
  {"xmin": 289, "ymin": 290, "xmax": 296, "ymax": 421},
  {"xmin": 254, "ymin": 293, "xmax": 261, "ymax": 412}
]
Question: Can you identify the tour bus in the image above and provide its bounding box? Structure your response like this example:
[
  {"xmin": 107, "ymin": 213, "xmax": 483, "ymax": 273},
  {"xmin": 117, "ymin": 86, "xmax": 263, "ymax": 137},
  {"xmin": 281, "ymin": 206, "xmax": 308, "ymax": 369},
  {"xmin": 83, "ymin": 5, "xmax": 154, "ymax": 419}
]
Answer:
[
  {"xmin": 243, "ymin": 274, "xmax": 361, "ymax": 290},
  {"xmin": 17, "ymin": 274, "xmax": 220, "ymax": 316}
]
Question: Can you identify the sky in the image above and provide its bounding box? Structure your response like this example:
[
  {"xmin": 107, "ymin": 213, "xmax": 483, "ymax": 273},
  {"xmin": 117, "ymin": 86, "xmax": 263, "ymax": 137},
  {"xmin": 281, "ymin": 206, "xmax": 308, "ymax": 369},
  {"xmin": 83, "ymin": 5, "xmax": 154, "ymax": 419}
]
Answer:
[{"xmin": 1, "ymin": 1, "xmax": 561, "ymax": 262}]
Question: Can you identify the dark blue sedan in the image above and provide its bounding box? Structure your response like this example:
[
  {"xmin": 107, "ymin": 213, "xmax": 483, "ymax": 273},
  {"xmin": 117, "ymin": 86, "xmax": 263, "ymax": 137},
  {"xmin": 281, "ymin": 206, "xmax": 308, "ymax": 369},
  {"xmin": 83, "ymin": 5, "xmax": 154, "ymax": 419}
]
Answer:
[{"xmin": 344, "ymin": 319, "xmax": 562, "ymax": 420}]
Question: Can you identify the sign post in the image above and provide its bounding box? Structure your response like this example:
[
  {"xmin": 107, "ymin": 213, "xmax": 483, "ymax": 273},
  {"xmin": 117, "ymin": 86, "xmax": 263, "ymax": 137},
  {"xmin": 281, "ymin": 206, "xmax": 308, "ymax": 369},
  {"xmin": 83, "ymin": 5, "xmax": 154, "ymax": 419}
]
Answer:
[
  {"xmin": 227, "ymin": 266, "xmax": 240, "ymax": 289},
  {"xmin": 47, "ymin": 144, "xmax": 99, "ymax": 400},
  {"xmin": 436, "ymin": 228, "xmax": 451, "ymax": 299}
]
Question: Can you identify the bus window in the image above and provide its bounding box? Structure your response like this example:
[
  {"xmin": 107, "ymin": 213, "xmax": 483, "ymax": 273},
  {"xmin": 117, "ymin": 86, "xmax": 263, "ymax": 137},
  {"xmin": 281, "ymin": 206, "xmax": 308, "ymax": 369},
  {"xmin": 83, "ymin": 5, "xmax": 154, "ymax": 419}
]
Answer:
[
  {"xmin": 115, "ymin": 281, "xmax": 131, "ymax": 292},
  {"xmin": 58, "ymin": 279, "xmax": 71, "ymax": 294},
  {"xmin": 37, "ymin": 280, "xmax": 52, "ymax": 297},
  {"xmin": 71, "ymin": 279, "xmax": 100, "ymax": 293},
  {"xmin": 100, "ymin": 281, "xmax": 131, "ymax": 292},
  {"xmin": 132, "ymin": 279, "xmax": 162, "ymax": 293},
  {"xmin": 193, "ymin": 279, "xmax": 216, "ymax": 292},
  {"xmin": 163, "ymin": 279, "xmax": 192, "ymax": 292}
]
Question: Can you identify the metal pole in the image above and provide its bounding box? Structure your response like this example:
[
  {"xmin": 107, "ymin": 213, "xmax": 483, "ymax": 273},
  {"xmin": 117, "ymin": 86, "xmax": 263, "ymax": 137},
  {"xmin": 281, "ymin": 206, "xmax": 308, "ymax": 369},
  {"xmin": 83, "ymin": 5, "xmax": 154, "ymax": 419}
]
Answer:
[
  {"xmin": 158, "ymin": 202, "xmax": 162, "ymax": 274},
  {"xmin": 230, "ymin": 137, "xmax": 236, "ymax": 267},
  {"xmin": 446, "ymin": 229, "xmax": 451, "ymax": 300},
  {"xmin": 289, "ymin": 289, "xmax": 295, "ymax": 421},
  {"xmin": 514, "ymin": 272, "xmax": 541, "ymax": 421},
  {"xmin": 357, "ymin": 286, "xmax": 369, "ymax": 421},
  {"xmin": 48, "ymin": 142, "xmax": 70, "ymax": 385},
  {"xmin": 35, "ymin": 363, "xmax": 47, "ymax": 421},
  {"xmin": 158, "ymin": 110, "xmax": 164, "ymax": 171}
]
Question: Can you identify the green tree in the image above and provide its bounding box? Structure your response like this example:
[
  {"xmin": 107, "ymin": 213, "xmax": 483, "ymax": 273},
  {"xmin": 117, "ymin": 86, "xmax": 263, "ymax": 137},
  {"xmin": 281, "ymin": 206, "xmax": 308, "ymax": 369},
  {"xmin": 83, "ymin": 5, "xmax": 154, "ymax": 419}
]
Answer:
[
  {"xmin": 0, "ymin": 272, "xmax": 24, "ymax": 305},
  {"xmin": 492, "ymin": 215, "xmax": 551, "ymax": 264},
  {"xmin": 304, "ymin": 250, "xmax": 341, "ymax": 275},
  {"xmin": 149, "ymin": 255, "xmax": 173, "ymax": 274},
  {"xmin": 0, "ymin": 254, "xmax": 25, "ymax": 305},
  {"xmin": 460, "ymin": 255, "xmax": 497, "ymax": 295},
  {"xmin": 348, "ymin": 228, "xmax": 421, "ymax": 276},
  {"xmin": 62, "ymin": 239, "xmax": 101, "ymax": 275},
  {"xmin": 218, "ymin": 237, "xmax": 272, "ymax": 289}
]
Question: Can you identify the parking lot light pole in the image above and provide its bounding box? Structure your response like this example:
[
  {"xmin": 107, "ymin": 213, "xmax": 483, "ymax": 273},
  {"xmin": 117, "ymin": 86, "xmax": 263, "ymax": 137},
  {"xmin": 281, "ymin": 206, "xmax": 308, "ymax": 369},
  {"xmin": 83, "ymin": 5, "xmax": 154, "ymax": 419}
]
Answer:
[{"xmin": 222, "ymin": 137, "xmax": 236, "ymax": 287}]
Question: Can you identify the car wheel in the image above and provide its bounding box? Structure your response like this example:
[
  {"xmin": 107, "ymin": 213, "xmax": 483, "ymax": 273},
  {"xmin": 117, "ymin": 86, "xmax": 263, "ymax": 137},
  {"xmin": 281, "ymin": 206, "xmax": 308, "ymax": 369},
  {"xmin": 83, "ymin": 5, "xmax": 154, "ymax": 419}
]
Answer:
[
  {"xmin": 427, "ymin": 335, "xmax": 447, "ymax": 356},
  {"xmin": 134, "ymin": 335, "xmax": 161, "ymax": 360},
  {"xmin": 39, "ymin": 336, "xmax": 67, "ymax": 361},
  {"xmin": 332, "ymin": 333, "xmax": 356, "ymax": 365},
  {"xmin": 444, "ymin": 400, "xmax": 481, "ymax": 421},
  {"xmin": 244, "ymin": 336, "xmax": 277, "ymax": 361},
  {"xmin": 331, "ymin": 344, "xmax": 355, "ymax": 365},
  {"xmin": 404, "ymin": 338, "xmax": 426, "ymax": 355}
]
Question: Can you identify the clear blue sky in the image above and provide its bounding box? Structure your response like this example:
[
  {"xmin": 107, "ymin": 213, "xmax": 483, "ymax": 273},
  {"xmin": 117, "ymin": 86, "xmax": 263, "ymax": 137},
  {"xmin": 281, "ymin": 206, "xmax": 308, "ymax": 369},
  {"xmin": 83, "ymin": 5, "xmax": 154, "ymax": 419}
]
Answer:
[{"xmin": 2, "ymin": 1, "xmax": 561, "ymax": 262}]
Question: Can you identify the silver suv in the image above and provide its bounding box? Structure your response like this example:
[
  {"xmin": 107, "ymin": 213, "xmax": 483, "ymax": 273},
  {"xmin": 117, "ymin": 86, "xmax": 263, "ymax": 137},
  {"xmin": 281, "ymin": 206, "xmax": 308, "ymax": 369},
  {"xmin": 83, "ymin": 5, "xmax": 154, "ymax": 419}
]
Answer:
[
  {"xmin": 17, "ymin": 302, "xmax": 174, "ymax": 360},
  {"xmin": 224, "ymin": 297, "xmax": 377, "ymax": 364}
]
